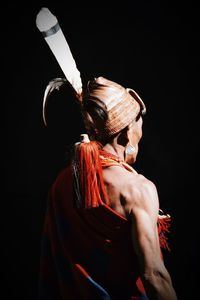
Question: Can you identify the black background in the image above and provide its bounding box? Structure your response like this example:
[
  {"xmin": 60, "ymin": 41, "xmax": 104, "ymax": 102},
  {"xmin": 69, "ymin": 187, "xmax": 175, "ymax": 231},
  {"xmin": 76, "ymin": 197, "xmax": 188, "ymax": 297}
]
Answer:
[{"xmin": 1, "ymin": 1, "xmax": 199, "ymax": 299}]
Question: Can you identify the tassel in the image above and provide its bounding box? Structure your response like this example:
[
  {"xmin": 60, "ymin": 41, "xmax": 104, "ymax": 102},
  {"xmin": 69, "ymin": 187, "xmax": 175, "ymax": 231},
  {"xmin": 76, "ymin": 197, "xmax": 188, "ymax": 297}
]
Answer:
[
  {"xmin": 157, "ymin": 210, "xmax": 171, "ymax": 251},
  {"xmin": 72, "ymin": 134, "xmax": 109, "ymax": 208}
]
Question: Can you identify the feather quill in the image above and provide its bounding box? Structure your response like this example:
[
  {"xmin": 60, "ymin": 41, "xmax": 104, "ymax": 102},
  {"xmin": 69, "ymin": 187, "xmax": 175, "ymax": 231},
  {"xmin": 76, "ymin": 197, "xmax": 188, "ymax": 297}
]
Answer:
[{"xmin": 36, "ymin": 7, "xmax": 82, "ymax": 97}]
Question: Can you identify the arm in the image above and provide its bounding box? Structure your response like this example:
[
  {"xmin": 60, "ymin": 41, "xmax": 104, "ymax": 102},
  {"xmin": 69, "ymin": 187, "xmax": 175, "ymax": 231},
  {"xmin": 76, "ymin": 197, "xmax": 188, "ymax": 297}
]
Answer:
[{"xmin": 124, "ymin": 176, "xmax": 177, "ymax": 300}]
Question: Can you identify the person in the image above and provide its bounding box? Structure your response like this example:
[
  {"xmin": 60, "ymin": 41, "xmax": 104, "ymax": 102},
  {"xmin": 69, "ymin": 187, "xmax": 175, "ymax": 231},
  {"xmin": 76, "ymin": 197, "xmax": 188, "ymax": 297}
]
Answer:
[{"xmin": 38, "ymin": 76, "xmax": 177, "ymax": 300}]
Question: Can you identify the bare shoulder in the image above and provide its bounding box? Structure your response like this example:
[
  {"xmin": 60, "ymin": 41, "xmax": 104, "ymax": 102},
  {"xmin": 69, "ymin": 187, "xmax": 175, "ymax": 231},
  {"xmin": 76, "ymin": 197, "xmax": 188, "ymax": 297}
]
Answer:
[
  {"xmin": 103, "ymin": 166, "xmax": 159, "ymax": 218},
  {"xmin": 123, "ymin": 173, "xmax": 159, "ymax": 218}
]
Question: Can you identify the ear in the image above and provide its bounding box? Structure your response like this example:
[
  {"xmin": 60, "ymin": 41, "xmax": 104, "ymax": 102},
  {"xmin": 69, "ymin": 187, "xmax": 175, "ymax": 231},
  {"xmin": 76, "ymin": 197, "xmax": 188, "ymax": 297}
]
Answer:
[{"xmin": 117, "ymin": 126, "xmax": 129, "ymax": 146}]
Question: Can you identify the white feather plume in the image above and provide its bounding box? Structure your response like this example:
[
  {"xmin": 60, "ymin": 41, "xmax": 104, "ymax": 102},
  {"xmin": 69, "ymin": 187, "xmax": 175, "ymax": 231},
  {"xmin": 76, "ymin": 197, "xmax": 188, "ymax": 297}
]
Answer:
[{"xmin": 36, "ymin": 7, "xmax": 82, "ymax": 97}]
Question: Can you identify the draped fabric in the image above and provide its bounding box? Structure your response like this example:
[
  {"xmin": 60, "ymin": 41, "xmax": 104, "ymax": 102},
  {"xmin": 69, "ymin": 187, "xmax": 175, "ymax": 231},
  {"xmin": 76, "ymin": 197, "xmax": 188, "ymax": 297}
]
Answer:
[
  {"xmin": 38, "ymin": 165, "xmax": 148, "ymax": 299},
  {"xmin": 38, "ymin": 152, "xmax": 170, "ymax": 300}
]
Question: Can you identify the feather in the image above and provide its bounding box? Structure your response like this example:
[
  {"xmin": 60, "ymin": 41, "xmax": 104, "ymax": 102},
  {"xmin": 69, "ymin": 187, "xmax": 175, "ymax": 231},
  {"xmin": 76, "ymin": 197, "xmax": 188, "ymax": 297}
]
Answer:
[
  {"xmin": 36, "ymin": 7, "xmax": 82, "ymax": 98},
  {"xmin": 42, "ymin": 77, "xmax": 67, "ymax": 126}
]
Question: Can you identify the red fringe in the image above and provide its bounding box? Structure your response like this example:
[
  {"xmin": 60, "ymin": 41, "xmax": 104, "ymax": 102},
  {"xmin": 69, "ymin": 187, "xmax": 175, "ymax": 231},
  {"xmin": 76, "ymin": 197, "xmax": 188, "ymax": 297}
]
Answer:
[
  {"xmin": 76, "ymin": 141, "xmax": 110, "ymax": 208},
  {"xmin": 157, "ymin": 214, "xmax": 171, "ymax": 251}
]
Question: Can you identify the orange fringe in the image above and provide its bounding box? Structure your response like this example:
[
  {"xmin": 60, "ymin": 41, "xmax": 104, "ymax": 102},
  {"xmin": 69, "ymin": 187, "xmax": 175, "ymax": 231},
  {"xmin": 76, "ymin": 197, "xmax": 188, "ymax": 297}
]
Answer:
[
  {"xmin": 75, "ymin": 141, "xmax": 110, "ymax": 208},
  {"xmin": 157, "ymin": 212, "xmax": 171, "ymax": 251}
]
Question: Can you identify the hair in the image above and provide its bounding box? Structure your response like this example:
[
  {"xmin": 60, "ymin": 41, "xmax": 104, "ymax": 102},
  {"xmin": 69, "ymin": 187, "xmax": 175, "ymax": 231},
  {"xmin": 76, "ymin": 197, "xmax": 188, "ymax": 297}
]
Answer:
[{"xmin": 81, "ymin": 81, "xmax": 109, "ymax": 142}]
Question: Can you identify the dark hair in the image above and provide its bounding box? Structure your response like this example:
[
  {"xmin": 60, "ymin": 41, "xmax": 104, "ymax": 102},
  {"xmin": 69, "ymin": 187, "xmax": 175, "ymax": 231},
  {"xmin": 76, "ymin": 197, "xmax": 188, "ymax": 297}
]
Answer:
[{"xmin": 81, "ymin": 84, "xmax": 108, "ymax": 141}]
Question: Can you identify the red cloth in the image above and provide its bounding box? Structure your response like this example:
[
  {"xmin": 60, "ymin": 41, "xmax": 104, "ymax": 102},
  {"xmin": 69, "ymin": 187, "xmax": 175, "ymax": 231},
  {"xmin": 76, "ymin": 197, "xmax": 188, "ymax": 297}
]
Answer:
[{"xmin": 38, "ymin": 166, "xmax": 147, "ymax": 300}]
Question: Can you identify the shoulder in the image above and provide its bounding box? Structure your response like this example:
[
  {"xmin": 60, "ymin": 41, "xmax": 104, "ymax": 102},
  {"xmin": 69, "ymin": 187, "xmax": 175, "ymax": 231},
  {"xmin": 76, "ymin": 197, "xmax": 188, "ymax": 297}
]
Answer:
[
  {"xmin": 103, "ymin": 165, "xmax": 159, "ymax": 215},
  {"xmin": 120, "ymin": 171, "xmax": 159, "ymax": 219}
]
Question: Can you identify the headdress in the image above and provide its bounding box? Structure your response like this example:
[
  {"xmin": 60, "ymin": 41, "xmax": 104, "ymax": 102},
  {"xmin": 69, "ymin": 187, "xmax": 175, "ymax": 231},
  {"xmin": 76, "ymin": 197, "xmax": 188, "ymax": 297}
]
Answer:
[
  {"xmin": 36, "ymin": 7, "xmax": 146, "ymax": 135},
  {"xmin": 83, "ymin": 76, "xmax": 146, "ymax": 140},
  {"xmin": 36, "ymin": 7, "xmax": 146, "ymax": 208}
]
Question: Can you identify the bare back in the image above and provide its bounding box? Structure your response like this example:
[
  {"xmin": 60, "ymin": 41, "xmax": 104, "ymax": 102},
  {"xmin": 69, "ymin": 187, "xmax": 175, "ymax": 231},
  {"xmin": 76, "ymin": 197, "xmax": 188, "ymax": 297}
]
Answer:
[
  {"xmin": 102, "ymin": 164, "xmax": 177, "ymax": 300},
  {"xmin": 102, "ymin": 164, "xmax": 155, "ymax": 219}
]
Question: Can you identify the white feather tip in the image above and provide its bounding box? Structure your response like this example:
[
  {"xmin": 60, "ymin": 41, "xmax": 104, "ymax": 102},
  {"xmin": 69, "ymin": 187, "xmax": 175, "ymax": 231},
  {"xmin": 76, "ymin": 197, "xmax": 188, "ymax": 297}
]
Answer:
[{"xmin": 36, "ymin": 7, "xmax": 57, "ymax": 32}]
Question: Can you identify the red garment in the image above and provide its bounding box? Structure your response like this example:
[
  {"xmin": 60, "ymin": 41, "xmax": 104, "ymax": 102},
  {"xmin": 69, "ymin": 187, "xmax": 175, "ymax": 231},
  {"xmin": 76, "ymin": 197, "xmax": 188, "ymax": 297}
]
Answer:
[
  {"xmin": 38, "ymin": 165, "xmax": 148, "ymax": 300},
  {"xmin": 39, "ymin": 148, "xmax": 170, "ymax": 299}
]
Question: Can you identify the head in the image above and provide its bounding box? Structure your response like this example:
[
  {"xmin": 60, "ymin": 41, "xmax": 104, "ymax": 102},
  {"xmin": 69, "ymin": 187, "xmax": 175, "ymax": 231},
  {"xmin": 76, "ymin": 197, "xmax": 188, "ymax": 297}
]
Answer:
[{"xmin": 82, "ymin": 76, "xmax": 146, "ymax": 163}]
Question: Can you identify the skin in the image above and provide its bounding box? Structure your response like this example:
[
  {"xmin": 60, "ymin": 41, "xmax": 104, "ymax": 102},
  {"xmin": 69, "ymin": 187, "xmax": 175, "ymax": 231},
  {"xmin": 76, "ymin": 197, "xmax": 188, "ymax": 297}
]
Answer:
[{"xmin": 102, "ymin": 117, "xmax": 177, "ymax": 300}]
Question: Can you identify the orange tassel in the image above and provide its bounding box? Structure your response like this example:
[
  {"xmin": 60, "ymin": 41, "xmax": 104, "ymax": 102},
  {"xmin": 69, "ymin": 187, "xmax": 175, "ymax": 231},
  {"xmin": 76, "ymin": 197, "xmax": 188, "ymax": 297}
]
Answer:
[
  {"xmin": 157, "ymin": 212, "xmax": 171, "ymax": 251},
  {"xmin": 73, "ymin": 140, "xmax": 109, "ymax": 208}
]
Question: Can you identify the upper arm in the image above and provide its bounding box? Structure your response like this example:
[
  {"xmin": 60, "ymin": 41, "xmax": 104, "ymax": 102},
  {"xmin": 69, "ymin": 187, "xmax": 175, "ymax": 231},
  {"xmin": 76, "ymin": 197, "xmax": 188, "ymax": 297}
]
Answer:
[
  {"xmin": 121, "ymin": 176, "xmax": 177, "ymax": 299},
  {"xmin": 123, "ymin": 178, "xmax": 166, "ymax": 275}
]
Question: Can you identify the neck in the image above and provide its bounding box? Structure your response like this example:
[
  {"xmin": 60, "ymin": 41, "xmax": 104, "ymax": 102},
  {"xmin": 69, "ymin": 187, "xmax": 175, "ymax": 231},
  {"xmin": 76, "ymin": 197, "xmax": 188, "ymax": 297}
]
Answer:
[{"xmin": 102, "ymin": 143, "xmax": 125, "ymax": 161}]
